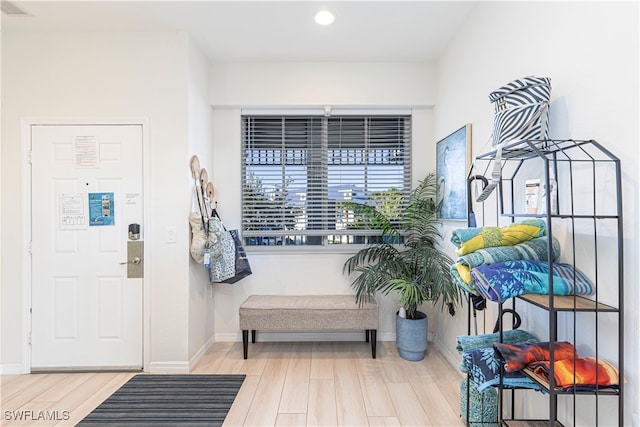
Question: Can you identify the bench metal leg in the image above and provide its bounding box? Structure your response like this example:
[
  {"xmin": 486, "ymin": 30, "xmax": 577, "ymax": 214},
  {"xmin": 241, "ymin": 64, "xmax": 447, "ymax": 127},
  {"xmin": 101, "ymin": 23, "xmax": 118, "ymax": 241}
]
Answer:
[
  {"xmin": 242, "ymin": 330, "xmax": 249, "ymax": 359},
  {"xmin": 371, "ymin": 330, "xmax": 377, "ymax": 359},
  {"xmin": 251, "ymin": 330, "xmax": 256, "ymax": 343},
  {"xmin": 365, "ymin": 329, "xmax": 370, "ymax": 342}
]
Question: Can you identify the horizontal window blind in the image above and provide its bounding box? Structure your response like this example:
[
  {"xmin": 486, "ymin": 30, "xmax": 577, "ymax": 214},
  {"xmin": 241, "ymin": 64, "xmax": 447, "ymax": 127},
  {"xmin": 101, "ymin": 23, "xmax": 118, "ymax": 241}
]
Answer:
[{"xmin": 241, "ymin": 114, "xmax": 411, "ymax": 246}]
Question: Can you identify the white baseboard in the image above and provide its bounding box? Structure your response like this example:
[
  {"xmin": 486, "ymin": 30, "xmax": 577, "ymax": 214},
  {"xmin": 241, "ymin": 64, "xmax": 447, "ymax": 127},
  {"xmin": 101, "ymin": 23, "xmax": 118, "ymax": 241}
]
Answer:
[
  {"xmin": 378, "ymin": 332, "xmax": 395, "ymax": 342},
  {"xmin": 214, "ymin": 332, "xmax": 241, "ymax": 342},
  {"xmin": 189, "ymin": 335, "xmax": 216, "ymax": 372},
  {"xmin": 0, "ymin": 364, "xmax": 27, "ymax": 375},
  {"xmin": 148, "ymin": 361, "xmax": 190, "ymax": 374},
  {"xmin": 432, "ymin": 335, "xmax": 463, "ymax": 374},
  {"xmin": 215, "ymin": 331, "xmax": 396, "ymax": 342}
]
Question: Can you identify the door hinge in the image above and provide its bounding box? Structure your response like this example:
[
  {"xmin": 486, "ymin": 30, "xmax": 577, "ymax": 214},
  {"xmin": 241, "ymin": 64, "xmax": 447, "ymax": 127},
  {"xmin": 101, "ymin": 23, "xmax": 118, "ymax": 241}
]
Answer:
[
  {"xmin": 27, "ymin": 150, "xmax": 32, "ymax": 164},
  {"xmin": 27, "ymin": 241, "xmax": 33, "ymax": 255}
]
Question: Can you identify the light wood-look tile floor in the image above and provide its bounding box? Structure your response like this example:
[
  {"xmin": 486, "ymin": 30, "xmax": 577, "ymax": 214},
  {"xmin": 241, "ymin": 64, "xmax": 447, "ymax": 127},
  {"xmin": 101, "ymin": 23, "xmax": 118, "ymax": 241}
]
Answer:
[{"xmin": 0, "ymin": 341, "xmax": 465, "ymax": 427}]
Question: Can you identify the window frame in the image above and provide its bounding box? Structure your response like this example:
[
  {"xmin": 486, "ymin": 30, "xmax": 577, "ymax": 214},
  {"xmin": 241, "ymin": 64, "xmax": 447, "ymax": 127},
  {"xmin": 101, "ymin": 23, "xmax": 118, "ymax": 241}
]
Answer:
[{"xmin": 240, "ymin": 109, "xmax": 412, "ymax": 252}]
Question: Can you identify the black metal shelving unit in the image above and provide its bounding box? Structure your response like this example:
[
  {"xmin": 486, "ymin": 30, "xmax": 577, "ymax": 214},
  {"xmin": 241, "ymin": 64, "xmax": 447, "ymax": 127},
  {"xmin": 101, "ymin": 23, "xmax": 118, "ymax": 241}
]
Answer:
[{"xmin": 469, "ymin": 139, "xmax": 623, "ymax": 427}]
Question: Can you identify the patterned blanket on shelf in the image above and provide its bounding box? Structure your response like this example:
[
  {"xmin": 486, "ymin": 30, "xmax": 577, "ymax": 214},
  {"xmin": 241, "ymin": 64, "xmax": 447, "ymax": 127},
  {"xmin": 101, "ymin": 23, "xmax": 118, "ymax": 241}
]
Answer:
[
  {"xmin": 450, "ymin": 219, "xmax": 546, "ymax": 256},
  {"xmin": 470, "ymin": 260, "xmax": 594, "ymax": 303},
  {"xmin": 457, "ymin": 329, "xmax": 538, "ymax": 373},
  {"xmin": 462, "ymin": 348, "xmax": 543, "ymax": 392},
  {"xmin": 450, "ymin": 236, "xmax": 560, "ymax": 295}
]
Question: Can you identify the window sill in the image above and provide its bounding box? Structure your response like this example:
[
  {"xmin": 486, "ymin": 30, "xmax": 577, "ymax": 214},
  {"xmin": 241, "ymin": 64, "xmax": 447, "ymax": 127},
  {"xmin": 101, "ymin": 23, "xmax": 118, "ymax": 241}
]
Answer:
[{"xmin": 245, "ymin": 245, "xmax": 372, "ymax": 255}]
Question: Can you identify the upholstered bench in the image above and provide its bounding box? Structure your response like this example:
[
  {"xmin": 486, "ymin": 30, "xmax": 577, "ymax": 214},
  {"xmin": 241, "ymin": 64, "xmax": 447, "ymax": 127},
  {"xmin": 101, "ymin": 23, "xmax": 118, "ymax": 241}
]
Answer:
[{"xmin": 239, "ymin": 294, "xmax": 379, "ymax": 359}]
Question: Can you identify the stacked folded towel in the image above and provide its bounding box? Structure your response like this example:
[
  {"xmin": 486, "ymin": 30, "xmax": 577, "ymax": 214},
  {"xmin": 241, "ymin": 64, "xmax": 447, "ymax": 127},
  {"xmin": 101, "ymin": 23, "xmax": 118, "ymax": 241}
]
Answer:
[
  {"xmin": 450, "ymin": 235, "xmax": 560, "ymax": 295},
  {"xmin": 449, "ymin": 220, "xmax": 594, "ymax": 303},
  {"xmin": 456, "ymin": 330, "xmax": 541, "ymax": 392}
]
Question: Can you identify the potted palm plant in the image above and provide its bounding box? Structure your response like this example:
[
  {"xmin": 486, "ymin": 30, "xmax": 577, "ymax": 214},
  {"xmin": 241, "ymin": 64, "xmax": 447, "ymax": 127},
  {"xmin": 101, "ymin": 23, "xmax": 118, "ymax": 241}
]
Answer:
[{"xmin": 343, "ymin": 172, "xmax": 461, "ymax": 361}]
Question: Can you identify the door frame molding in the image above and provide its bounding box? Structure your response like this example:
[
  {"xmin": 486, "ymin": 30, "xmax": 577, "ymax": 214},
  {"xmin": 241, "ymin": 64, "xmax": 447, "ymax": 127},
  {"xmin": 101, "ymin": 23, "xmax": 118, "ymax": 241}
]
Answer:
[{"xmin": 21, "ymin": 117, "xmax": 150, "ymax": 373}]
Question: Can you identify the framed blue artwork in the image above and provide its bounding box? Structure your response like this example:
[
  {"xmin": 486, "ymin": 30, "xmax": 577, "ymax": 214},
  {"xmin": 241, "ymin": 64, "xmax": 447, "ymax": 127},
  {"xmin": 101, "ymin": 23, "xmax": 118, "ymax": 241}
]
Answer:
[{"xmin": 436, "ymin": 124, "xmax": 471, "ymax": 220}]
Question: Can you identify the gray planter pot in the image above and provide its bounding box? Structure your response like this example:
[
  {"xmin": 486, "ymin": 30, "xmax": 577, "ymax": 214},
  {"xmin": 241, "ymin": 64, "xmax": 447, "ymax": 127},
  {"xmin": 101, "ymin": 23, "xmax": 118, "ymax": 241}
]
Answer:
[{"xmin": 395, "ymin": 311, "xmax": 428, "ymax": 361}]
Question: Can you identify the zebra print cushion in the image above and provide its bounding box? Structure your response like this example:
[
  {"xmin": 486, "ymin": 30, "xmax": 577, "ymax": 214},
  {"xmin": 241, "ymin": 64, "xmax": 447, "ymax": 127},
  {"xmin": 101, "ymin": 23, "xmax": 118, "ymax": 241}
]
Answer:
[{"xmin": 489, "ymin": 76, "xmax": 551, "ymax": 146}]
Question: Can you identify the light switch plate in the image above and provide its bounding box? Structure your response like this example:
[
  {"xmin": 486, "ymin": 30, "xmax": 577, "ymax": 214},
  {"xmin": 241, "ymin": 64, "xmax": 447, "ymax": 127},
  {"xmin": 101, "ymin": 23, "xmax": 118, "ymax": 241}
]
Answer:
[{"xmin": 167, "ymin": 227, "xmax": 177, "ymax": 243}]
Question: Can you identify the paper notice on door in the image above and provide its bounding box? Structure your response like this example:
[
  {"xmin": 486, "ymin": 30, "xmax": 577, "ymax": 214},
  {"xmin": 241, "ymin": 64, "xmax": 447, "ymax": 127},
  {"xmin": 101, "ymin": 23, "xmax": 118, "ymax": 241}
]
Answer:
[
  {"xmin": 60, "ymin": 194, "xmax": 88, "ymax": 229},
  {"xmin": 125, "ymin": 193, "xmax": 140, "ymax": 205},
  {"xmin": 74, "ymin": 135, "xmax": 99, "ymax": 168}
]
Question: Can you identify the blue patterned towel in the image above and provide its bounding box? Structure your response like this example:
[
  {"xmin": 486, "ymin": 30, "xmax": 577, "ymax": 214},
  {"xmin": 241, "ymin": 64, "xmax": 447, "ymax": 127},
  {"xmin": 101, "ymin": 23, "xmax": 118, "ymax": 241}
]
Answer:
[
  {"xmin": 471, "ymin": 260, "xmax": 594, "ymax": 303},
  {"xmin": 462, "ymin": 348, "xmax": 543, "ymax": 392},
  {"xmin": 457, "ymin": 330, "xmax": 538, "ymax": 373}
]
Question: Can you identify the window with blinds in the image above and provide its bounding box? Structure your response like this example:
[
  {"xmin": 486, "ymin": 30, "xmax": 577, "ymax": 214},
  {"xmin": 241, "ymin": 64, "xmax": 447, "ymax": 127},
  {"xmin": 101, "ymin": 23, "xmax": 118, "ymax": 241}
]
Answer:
[{"xmin": 241, "ymin": 114, "xmax": 412, "ymax": 247}]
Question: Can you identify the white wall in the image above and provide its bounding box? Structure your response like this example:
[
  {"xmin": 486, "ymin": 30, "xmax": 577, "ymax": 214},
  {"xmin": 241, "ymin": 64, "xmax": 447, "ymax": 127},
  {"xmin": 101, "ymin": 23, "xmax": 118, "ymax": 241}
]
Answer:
[
  {"xmin": 187, "ymin": 39, "xmax": 216, "ymax": 365},
  {"xmin": 0, "ymin": 31, "xmax": 205, "ymax": 372},
  {"xmin": 433, "ymin": 2, "xmax": 639, "ymax": 425},
  {"xmin": 210, "ymin": 62, "xmax": 440, "ymax": 341},
  {"xmin": 211, "ymin": 62, "xmax": 436, "ymax": 107}
]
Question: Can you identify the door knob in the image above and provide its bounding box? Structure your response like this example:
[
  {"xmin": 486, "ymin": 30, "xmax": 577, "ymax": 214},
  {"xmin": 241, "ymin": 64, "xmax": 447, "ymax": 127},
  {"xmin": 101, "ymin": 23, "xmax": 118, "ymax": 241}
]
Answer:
[{"xmin": 124, "ymin": 241, "xmax": 143, "ymax": 278}]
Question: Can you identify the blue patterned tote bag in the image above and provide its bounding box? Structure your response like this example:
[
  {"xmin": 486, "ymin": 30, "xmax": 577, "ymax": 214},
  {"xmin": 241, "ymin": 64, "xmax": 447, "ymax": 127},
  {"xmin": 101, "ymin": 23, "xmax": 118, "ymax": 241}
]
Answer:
[
  {"xmin": 208, "ymin": 216, "xmax": 236, "ymax": 283},
  {"xmin": 207, "ymin": 209, "xmax": 252, "ymax": 284},
  {"xmin": 489, "ymin": 76, "xmax": 551, "ymax": 146}
]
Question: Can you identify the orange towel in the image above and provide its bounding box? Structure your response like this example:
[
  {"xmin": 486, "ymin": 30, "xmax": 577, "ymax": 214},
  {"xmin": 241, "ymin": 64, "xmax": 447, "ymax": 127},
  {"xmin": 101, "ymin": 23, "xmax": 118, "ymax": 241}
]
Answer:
[
  {"xmin": 530, "ymin": 357, "xmax": 619, "ymax": 389},
  {"xmin": 494, "ymin": 341, "xmax": 576, "ymax": 372}
]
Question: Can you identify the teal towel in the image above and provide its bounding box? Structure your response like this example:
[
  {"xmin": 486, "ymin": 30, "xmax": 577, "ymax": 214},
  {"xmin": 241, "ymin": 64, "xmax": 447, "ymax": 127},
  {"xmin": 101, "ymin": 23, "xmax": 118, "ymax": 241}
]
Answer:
[{"xmin": 457, "ymin": 329, "xmax": 538, "ymax": 373}]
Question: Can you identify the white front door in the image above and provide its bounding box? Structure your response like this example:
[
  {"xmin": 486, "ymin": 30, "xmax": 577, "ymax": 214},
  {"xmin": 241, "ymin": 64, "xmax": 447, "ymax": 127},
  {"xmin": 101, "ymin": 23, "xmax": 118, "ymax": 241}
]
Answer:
[{"xmin": 30, "ymin": 124, "xmax": 144, "ymax": 370}]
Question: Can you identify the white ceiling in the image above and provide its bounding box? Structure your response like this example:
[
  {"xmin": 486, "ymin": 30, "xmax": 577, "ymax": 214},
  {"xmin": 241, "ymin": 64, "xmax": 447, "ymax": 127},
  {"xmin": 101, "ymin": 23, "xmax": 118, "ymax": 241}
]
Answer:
[{"xmin": 1, "ymin": 1, "xmax": 477, "ymax": 62}]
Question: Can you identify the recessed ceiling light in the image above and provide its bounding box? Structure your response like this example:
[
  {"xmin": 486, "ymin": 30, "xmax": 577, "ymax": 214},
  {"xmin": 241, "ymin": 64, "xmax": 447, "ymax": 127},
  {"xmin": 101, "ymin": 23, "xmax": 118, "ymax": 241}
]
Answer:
[{"xmin": 314, "ymin": 10, "xmax": 335, "ymax": 26}]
